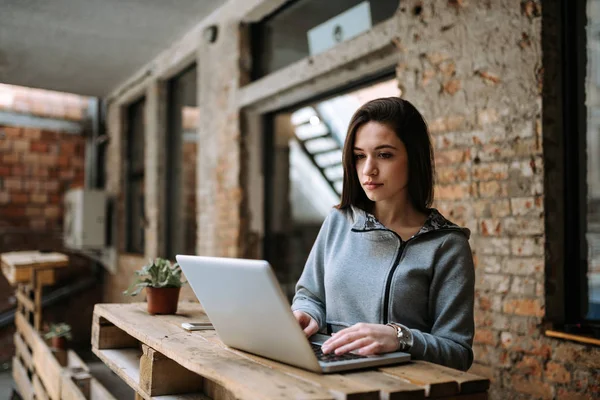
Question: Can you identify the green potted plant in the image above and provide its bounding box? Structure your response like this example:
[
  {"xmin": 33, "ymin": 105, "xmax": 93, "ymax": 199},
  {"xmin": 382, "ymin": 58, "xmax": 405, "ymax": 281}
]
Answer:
[
  {"xmin": 44, "ymin": 322, "xmax": 72, "ymax": 350},
  {"xmin": 123, "ymin": 258, "xmax": 186, "ymax": 314}
]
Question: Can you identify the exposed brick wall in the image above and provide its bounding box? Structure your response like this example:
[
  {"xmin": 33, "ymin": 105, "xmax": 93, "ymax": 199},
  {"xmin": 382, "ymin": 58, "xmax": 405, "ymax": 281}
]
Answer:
[{"xmin": 0, "ymin": 125, "xmax": 86, "ymax": 312}]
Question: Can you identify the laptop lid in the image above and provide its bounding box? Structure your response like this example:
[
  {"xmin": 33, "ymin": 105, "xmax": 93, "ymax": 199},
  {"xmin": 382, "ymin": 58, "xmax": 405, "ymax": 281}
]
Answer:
[{"xmin": 176, "ymin": 255, "xmax": 323, "ymax": 372}]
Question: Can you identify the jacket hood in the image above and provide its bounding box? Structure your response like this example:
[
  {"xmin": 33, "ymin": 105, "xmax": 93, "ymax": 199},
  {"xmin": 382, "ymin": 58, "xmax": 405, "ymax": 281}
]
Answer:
[{"xmin": 349, "ymin": 206, "xmax": 471, "ymax": 239}]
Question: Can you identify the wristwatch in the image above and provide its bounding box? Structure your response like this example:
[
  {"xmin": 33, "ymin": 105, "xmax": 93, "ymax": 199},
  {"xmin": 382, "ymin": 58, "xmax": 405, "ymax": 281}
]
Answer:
[{"xmin": 386, "ymin": 322, "xmax": 412, "ymax": 351}]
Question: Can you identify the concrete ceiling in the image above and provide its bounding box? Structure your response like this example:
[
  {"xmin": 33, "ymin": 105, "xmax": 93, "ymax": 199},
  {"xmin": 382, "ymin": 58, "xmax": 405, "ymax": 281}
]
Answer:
[{"xmin": 0, "ymin": 0, "xmax": 225, "ymax": 98}]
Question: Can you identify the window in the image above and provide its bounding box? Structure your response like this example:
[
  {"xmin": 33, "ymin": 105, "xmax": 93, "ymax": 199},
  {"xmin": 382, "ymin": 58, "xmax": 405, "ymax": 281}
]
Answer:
[
  {"xmin": 250, "ymin": 0, "xmax": 399, "ymax": 79},
  {"xmin": 125, "ymin": 98, "xmax": 145, "ymax": 254},
  {"xmin": 561, "ymin": 0, "xmax": 600, "ymax": 330},
  {"xmin": 165, "ymin": 65, "xmax": 198, "ymax": 260},
  {"xmin": 263, "ymin": 74, "xmax": 399, "ymax": 298}
]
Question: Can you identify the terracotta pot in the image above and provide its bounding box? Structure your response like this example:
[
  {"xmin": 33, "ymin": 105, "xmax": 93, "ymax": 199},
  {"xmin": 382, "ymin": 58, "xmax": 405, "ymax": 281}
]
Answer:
[
  {"xmin": 51, "ymin": 336, "xmax": 67, "ymax": 350},
  {"xmin": 146, "ymin": 287, "xmax": 181, "ymax": 315}
]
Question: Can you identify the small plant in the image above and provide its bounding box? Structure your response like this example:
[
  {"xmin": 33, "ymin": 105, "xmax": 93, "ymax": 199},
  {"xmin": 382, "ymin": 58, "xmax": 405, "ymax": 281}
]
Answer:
[
  {"xmin": 123, "ymin": 258, "xmax": 186, "ymax": 297},
  {"xmin": 44, "ymin": 323, "xmax": 72, "ymax": 341}
]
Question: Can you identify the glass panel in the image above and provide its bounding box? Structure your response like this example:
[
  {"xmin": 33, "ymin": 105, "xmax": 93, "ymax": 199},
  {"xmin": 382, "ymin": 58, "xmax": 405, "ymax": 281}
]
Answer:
[
  {"xmin": 125, "ymin": 98, "xmax": 145, "ymax": 254},
  {"xmin": 165, "ymin": 65, "xmax": 198, "ymax": 259},
  {"xmin": 265, "ymin": 76, "xmax": 399, "ymax": 299},
  {"xmin": 586, "ymin": 0, "xmax": 600, "ymax": 320},
  {"xmin": 251, "ymin": 0, "xmax": 399, "ymax": 79}
]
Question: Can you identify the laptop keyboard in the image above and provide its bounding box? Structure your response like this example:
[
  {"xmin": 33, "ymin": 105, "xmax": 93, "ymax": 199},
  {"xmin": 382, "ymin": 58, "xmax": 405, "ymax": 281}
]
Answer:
[{"xmin": 310, "ymin": 343, "xmax": 368, "ymax": 363}]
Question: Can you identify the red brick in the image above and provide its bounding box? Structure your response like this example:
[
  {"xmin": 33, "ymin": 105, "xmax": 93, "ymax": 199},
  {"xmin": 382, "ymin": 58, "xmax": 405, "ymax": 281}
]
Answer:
[
  {"xmin": 12, "ymin": 139, "xmax": 29, "ymax": 152},
  {"xmin": 472, "ymin": 162, "xmax": 509, "ymax": 181},
  {"xmin": 511, "ymin": 237, "xmax": 544, "ymax": 256},
  {"xmin": 556, "ymin": 389, "xmax": 593, "ymax": 400},
  {"xmin": 510, "ymin": 375, "xmax": 554, "ymax": 399},
  {"xmin": 22, "ymin": 128, "xmax": 41, "ymax": 140},
  {"xmin": 478, "ymin": 181, "xmax": 508, "ymax": 198},
  {"xmin": 4, "ymin": 178, "xmax": 23, "ymax": 191},
  {"xmin": 511, "ymin": 196, "xmax": 543, "ymax": 216},
  {"xmin": 503, "ymin": 298, "xmax": 544, "ymax": 317},
  {"xmin": 2, "ymin": 153, "xmax": 19, "ymax": 164},
  {"xmin": 515, "ymin": 356, "xmax": 543, "ymax": 377},
  {"xmin": 436, "ymin": 183, "xmax": 471, "ymax": 200},
  {"xmin": 30, "ymin": 141, "xmax": 49, "ymax": 153},
  {"xmin": 429, "ymin": 115, "xmax": 466, "ymax": 134},
  {"xmin": 545, "ymin": 361, "xmax": 571, "ymax": 383},
  {"xmin": 31, "ymin": 194, "xmax": 48, "ymax": 204},
  {"xmin": 436, "ymin": 166, "xmax": 469, "ymax": 183},
  {"xmin": 0, "ymin": 166, "xmax": 10, "ymax": 176},
  {"xmin": 480, "ymin": 219, "xmax": 502, "ymax": 236},
  {"xmin": 40, "ymin": 130, "xmax": 58, "ymax": 141},
  {"xmin": 443, "ymin": 79, "xmax": 461, "ymax": 95},
  {"xmin": 2, "ymin": 126, "xmax": 22, "ymax": 138},
  {"xmin": 474, "ymin": 328, "xmax": 496, "ymax": 345},
  {"xmin": 11, "ymin": 193, "xmax": 29, "ymax": 204}
]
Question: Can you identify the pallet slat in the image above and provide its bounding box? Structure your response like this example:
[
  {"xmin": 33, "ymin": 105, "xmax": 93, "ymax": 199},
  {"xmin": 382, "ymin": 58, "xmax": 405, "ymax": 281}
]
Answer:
[
  {"xmin": 14, "ymin": 332, "xmax": 34, "ymax": 371},
  {"xmin": 12, "ymin": 356, "xmax": 34, "ymax": 400},
  {"xmin": 33, "ymin": 374, "xmax": 51, "ymax": 400},
  {"xmin": 380, "ymin": 362, "xmax": 460, "ymax": 397},
  {"xmin": 140, "ymin": 344, "xmax": 205, "ymax": 396}
]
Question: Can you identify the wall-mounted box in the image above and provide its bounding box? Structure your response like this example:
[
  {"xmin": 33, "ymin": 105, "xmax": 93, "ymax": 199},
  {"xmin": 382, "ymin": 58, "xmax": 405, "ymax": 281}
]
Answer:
[{"xmin": 64, "ymin": 189, "xmax": 106, "ymax": 250}]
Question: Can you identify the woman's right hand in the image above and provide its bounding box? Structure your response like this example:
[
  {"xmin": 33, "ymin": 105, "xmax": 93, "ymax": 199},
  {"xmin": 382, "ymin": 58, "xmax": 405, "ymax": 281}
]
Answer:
[{"xmin": 293, "ymin": 311, "xmax": 319, "ymax": 337}]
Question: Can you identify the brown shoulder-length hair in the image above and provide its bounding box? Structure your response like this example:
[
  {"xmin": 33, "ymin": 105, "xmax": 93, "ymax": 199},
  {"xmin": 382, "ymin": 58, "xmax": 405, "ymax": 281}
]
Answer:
[{"xmin": 336, "ymin": 97, "xmax": 434, "ymax": 214}]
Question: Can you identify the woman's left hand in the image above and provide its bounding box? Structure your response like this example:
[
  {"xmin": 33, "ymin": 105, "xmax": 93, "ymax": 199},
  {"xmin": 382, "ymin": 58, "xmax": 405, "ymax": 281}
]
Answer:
[{"xmin": 321, "ymin": 323, "xmax": 398, "ymax": 355}]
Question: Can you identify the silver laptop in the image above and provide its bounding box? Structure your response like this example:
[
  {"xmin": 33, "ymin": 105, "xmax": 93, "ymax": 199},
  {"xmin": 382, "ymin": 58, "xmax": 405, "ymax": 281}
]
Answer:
[{"xmin": 176, "ymin": 255, "xmax": 410, "ymax": 373}]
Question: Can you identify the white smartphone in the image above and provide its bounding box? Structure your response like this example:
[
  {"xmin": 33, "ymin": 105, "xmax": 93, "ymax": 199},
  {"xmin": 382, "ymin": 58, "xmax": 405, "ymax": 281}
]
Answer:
[{"xmin": 181, "ymin": 322, "xmax": 214, "ymax": 331}]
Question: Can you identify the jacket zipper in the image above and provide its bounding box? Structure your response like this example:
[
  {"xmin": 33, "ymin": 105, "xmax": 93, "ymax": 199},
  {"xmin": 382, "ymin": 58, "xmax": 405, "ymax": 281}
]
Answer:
[
  {"xmin": 352, "ymin": 224, "xmax": 467, "ymax": 324},
  {"xmin": 382, "ymin": 233, "xmax": 406, "ymax": 324}
]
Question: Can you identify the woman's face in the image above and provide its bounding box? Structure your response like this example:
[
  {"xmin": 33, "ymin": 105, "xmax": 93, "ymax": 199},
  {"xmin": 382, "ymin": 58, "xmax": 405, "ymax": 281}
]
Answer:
[{"xmin": 353, "ymin": 121, "xmax": 409, "ymax": 205}]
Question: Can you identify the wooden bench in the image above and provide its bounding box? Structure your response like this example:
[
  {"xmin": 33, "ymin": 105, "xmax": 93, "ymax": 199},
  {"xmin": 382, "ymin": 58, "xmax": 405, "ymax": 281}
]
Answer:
[{"xmin": 92, "ymin": 302, "xmax": 490, "ymax": 399}]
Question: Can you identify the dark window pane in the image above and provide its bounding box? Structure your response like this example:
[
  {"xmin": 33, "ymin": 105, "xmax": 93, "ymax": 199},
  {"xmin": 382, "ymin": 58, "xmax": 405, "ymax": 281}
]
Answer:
[
  {"xmin": 125, "ymin": 98, "xmax": 145, "ymax": 254},
  {"xmin": 586, "ymin": 0, "xmax": 600, "ymax": 320},
  {"xmin": 251, "ymin": 0, "xmax": 398, "ymax": 79},
  {"xmin": 165, "ymin": 64, "xmax": 198, "ymax": 260}
]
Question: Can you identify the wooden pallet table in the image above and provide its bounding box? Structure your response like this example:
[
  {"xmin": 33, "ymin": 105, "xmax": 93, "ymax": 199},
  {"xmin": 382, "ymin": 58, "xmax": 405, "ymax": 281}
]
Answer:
[
  {"xmin": 12, "ymin": 309, "xmax": 117, "ymax": 400},
  {"xmin": 92, "ymin": 302, "xmax": 490, "ymax": 400},
  {"xmin": 1, "ymin": 250, "xmax": 69, "ymax": 330}
]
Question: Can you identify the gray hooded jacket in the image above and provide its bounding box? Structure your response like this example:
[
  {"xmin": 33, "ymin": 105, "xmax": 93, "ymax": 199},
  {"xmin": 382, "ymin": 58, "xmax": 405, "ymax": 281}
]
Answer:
[{"xmin": 291, "ymin": 206, "xmax": 475, "ymax": 371}]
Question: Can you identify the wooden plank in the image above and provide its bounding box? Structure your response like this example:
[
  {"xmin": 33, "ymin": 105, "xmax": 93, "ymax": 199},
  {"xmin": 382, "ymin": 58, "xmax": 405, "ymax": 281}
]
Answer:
[
  {"xmin": 12, "ymin": 356, "xmax": 34, "ymax": 400},
  {"xmin": 0, "ymin": 251, "xmax": 68, "ymax": 269},
  {"xmin": 342, "ymin": 370, "xmax": 425, "ymax": 400},
  {"xmin": 408, "ymin": 361, "xmax": 490, "ymax": 394},
  {"xmin": 92, "ymin": 347, "xmax": 209, "ymax": 400},
  {"xmin": 94, "ymin": 303, "xmax": 334, "ymax": 400},
  {"xmin": 545, "ymin": 329, "xmax": 600, "ymax": 346},
  {"xmin": 380, "ymin": 362, "xmax": 460, "ymax": 398},
  {"xmin": 66, "ymin": 349, "xmax": 90, "ymax": 372},
  {"xmin": 16, "ymin": 288, "xmax": 35, "ymax": 312},
  {"xmin": 14, "ymin": 332, "xmax": 34, "ymax": 371},
  {"xmin": 213, "ymin": 342, "xmax": 378, "ymax": 400},
  {"xmin": 140, "ymin": 344, "xmax": 204, "ymax": 396},
  {"xmin": 34, "ymin": 341, "xmax": 64, "ymax": 400},
  {"xmin": 15, "ymin": 310, "xmax": 43, "ymax": 354},
  {"xmin": 61, "ymin": 373, "xmax": 87, "ymax": 400},
  {"xmin": 33, "ymin": 373, "xmax": 51, "ymax": 400},
  {"xmin": 92, "ymin": 314, "xmax": 140, "ymax": 349},
  {"xmin": 90, "ymin": 378, "xmax": 118, "ymax": 400}
]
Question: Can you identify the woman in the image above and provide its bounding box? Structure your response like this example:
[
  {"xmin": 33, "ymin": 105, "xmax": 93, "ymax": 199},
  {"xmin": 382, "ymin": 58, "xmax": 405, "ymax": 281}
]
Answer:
[{"xmin": 291, "ymin": 97, "xmax": 475, "ymax": 371}]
